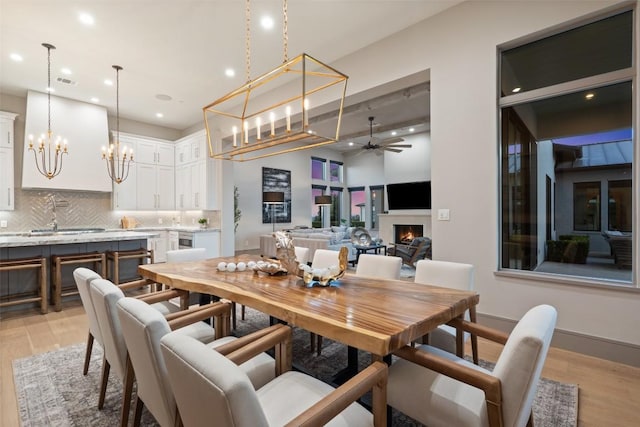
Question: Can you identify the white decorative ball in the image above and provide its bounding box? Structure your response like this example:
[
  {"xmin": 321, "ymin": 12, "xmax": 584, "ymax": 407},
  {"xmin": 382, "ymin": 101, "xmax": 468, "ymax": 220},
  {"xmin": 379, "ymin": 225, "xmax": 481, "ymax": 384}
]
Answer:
[
  {"xmin": 217, "ymin": 262, "xmax": 227, "ymax": 271},
  {"xmin": 236, "ymin": 262, "xmax": 246, "ymax": 271},
  {"xmin": 247, "ymin": 261, "xmax": 257, "ymax": 269},
  {"xmin": 226, "ymin": 262, "xmax": 237, "ymax": 272}
]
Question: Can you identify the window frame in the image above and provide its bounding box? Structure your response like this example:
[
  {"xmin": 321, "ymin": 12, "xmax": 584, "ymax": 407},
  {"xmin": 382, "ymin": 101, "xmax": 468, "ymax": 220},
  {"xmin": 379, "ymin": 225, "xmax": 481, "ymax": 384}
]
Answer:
[{"xmin": 497, "ymin": 7, "xmax": 637, "ymax": 287}]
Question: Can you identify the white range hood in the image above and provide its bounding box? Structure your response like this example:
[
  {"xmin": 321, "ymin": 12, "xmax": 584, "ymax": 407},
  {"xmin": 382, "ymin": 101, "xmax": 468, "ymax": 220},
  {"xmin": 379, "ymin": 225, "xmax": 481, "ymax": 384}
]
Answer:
[{"xmin": 21, "ymin": 90, "xmax": 113, "ymax": 192}]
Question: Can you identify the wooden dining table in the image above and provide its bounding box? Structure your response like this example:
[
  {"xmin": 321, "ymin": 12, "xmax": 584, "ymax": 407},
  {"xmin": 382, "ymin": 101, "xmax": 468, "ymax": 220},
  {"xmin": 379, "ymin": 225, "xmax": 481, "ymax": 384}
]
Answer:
[{"xmin": 138, "ymin": 254, "xmax": 480, "ymax": 361}]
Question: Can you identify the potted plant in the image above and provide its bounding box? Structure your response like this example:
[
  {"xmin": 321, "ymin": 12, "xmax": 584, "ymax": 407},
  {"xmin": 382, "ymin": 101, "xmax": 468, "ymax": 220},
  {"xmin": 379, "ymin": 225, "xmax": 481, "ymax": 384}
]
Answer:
[{"xmin": 198, "ymin": 218, "xmax": 208, "ymax": 229}]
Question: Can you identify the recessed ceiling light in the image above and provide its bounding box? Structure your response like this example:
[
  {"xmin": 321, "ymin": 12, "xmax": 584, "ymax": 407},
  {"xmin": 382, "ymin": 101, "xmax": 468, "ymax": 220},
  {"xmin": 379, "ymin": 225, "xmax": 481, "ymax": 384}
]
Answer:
[
  {"xmin": 156, "ymin": 113, "xmax": 164, "ymax": 118},
  {"xmin": 585, "ymin": 93, "xmax": 595, "ymax": 100},
  {"xmin": 78, "ymin": 12, "xmax": 95, "ymax": 26},
  {"xmin": 104, "ymin": 79, "xmax": 113, "ymax": 86},
  {"xmin": 225, "ymin": 68, "xmax": 235, "ymax": 77},
  {"xmin": 512, "ymin": 87, "xmax": 521, "ymax": 93},
  {"xmin": 10, "ymin": 53, "xmax": 23, "ymax": 62},
  {"xmin": 261, "ymin": 16, "xmax": 274, "ymax": 30},
  {"xmin": 391, "ymin": 131, "xmax": 397, "ymax": 136},
  {"xmin": 60, "ymin": 68, "xmax": 72, "ymax": 75},
  {"xmin": 90, "ymin": 97, "xmax": 99, "ymax": 103},
  {"xmin": 409, "ymin": 127, "xmax": 415, "ymax": 132}
]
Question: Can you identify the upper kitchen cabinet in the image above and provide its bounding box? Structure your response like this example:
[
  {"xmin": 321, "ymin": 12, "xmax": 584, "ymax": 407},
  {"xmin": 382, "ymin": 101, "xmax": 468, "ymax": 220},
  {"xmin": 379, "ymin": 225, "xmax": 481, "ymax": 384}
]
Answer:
[
  {"xmin": 21, "ymin": 91, "xmax": 112, "ymax": 192},
  {"xmin": 113, "ymin": 132, "xmax": 174, "ymax": 210},
  {"xmin": 174, "ymin": 130, "xmax": 218, "ymax": 210},
  {"xmin": 137, "ymin": 139, "xmax": 174, "ymax": 167},
  {"xmin": 111, "ymin": 133, "xmax": 137, "ymax": 210},
  {"xmin": 0, "ymin": 112, "xmax": 18, "ymax": 210}
]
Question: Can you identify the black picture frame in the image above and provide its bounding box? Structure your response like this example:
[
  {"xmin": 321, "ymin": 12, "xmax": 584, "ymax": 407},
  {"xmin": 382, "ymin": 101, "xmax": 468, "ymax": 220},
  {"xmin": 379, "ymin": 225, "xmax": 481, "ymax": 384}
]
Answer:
[{"xmin": 262, "ymin": 167, "xmax": 291, "ymax": 224}]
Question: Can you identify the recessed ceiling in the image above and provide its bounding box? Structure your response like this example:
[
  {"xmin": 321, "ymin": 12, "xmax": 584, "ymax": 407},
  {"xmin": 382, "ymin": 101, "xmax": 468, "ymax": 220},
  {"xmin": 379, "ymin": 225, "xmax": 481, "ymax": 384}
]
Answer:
[{"xmin": 0, "ymin": 1, "xmax": 458, "ymax": 135}]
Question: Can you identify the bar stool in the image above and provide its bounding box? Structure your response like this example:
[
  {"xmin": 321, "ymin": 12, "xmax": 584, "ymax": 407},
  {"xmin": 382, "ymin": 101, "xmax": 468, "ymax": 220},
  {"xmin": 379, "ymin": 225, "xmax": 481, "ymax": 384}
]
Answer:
[
  {"xmin": 51, "ymin": 252, "xmax": 106, "ymax": 312},
  {"xmin": 0, "ymin": 256, "xmax": 48, "ymax": 314},
  {"xmin": 106, "ymin": 248, "xmax": 156, "ymax": 291}
]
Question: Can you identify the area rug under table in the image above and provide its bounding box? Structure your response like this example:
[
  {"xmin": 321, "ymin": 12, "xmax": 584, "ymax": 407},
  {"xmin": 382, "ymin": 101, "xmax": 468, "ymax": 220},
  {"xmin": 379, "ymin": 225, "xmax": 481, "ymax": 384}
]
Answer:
[{"xmin": 14, "ymin": 309, "xmax": 578, "ymax": 426}]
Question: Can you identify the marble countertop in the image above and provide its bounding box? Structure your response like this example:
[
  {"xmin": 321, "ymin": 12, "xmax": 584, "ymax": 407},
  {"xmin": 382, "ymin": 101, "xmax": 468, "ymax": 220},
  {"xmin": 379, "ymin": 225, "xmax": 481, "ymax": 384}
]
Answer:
[
  {"xmin": 130, "ymin": 226, "xmax": 220, "ymax": 233},
  {"xmin": 0, "ymin": 230, "xmax": 160, "ymax": 248}
]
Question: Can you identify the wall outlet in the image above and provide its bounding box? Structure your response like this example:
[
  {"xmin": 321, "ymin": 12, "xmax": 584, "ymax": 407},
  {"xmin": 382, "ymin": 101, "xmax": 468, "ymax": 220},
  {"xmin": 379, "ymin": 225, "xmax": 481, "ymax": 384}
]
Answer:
[
  {"xmin": 437, "ymin": 209, "xmax": 450, "ymax": 221},
  {"xmin": 158, "ymin": 218, "xmax": 163, "ymax": 224},
  {"xmin": 0, "ymin": 220, "xmax": 7, "ymax": 228}
]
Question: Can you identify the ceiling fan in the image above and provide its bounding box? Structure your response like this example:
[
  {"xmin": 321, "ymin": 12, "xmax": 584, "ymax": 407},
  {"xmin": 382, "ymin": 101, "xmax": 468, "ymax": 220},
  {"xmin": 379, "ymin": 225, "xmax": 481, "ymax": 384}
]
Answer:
[{"xmin": 358, "ymin": 116, "xmax": 412, "ymax": 154}]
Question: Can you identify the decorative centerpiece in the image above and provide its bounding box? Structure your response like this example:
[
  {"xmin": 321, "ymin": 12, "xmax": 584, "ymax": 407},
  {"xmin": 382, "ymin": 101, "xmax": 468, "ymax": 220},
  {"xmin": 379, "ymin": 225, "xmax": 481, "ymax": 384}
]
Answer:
[
  {"xmin": 250, "ymin": 231, "xmax": 348, "ymax": 285},
  {"xmin": 299, "ymin": 246, "xmax": 348, "ymax": 287}
]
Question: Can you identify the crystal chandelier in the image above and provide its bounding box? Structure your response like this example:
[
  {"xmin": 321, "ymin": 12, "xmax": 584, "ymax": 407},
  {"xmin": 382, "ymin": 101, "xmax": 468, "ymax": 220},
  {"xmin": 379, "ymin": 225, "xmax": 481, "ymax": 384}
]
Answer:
[
  {"xmin": 102, "ymin": 65, "xmax": 133, "ymax": 184},
  {"xmin": 28, "ymin": 43, "xmax": 68, "ymax": 179},
  {"xmin": 203, "ymin": 0, "xmax": 348, "ymax": 161}
]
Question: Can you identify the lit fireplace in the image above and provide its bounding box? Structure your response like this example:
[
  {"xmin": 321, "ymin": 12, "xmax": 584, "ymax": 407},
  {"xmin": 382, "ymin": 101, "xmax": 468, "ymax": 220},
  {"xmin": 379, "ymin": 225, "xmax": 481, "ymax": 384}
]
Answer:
[{"xmin": 394, "ymin": 224, "xmax": 423, "ymax": 244}]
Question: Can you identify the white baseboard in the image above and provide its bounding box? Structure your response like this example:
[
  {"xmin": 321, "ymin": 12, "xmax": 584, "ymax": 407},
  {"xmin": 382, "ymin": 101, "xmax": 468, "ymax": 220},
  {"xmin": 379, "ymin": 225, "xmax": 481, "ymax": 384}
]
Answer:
[{"xmin": 477, "ymin": 313, "xmax": 640, "ymax": 368}]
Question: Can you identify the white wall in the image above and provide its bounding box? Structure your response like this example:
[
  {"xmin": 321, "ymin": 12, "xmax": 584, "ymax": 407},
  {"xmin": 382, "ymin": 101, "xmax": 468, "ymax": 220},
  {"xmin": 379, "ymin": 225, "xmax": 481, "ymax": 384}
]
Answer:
[{"xmin": 323, "ymin": 0, "xmax": 639, "ymax": 346}]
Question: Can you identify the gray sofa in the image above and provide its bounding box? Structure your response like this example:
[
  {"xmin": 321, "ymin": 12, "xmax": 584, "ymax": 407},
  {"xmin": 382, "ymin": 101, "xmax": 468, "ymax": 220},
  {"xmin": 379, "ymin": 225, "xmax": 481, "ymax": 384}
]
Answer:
[{"xmin": 259, "ymin": 227, "xmax": 365, "ymax": 261}]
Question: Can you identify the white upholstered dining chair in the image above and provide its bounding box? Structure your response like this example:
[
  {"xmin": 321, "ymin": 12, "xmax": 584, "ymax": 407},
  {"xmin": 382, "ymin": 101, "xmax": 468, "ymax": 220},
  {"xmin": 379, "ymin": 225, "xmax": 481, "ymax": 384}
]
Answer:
[
  {"xmin": 308, "ymin": 249, "xmax": 341, "ymax": 355},
  {"xmin": 294, "ymin": 246, "xmax": 310, "ymax": 265},
  {"xmin": 388, "ymin": 304, "xmax": 557, "ymax": 427},
  {"xmin": 160, "ymin": 329, "xmax": 388, "ymax": 427},
  {"xmin": 116, "ymin": 296, "xmax": 277, "ymax": 427},
  {"xmin": 414, "ymin": 259, "xmax": 477, "ymax": 362},
  {"xmin": 73, "ymin": 267, "xmax": 104, "ymax": 375},
  {"xmin": 89, "ymin": 278, "xmax": 218, "ymax": 426},
  {"xmin": 355, "ymin": 253, "xmax": 402, "ymax": 279}
]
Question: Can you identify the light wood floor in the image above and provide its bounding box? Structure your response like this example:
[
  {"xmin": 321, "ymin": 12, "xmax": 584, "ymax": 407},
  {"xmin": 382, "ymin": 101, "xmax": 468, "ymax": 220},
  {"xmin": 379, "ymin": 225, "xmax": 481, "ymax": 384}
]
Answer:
[{"xmin": 2, "ymin": 299, "xmax": 640, "ymax": 427}]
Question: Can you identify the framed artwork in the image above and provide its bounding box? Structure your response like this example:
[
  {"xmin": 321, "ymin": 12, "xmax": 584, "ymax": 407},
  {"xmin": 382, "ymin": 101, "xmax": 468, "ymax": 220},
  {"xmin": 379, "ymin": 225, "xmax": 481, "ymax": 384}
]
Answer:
[{"xmin": 262, "ymin": 167, "xmax": 291, "ymax": 224}]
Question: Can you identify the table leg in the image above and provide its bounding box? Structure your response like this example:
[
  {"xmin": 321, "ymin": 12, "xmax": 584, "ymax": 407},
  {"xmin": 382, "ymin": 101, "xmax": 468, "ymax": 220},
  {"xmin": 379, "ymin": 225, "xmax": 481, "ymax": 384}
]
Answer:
[
  {"xmin": 331, "ymin": 345, "xmax": 360, "ymax": 385},
  {"xmin": 469, "ymin": 305, "xmax": 479, "ymax": 364}
]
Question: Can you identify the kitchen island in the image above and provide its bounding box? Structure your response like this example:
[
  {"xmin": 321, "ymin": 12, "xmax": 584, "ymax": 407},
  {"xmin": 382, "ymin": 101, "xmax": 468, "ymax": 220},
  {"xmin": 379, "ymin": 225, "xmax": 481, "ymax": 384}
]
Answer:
[{"xmin": 0, "ymin": 230, "xmax": 159, "ymax": 314}]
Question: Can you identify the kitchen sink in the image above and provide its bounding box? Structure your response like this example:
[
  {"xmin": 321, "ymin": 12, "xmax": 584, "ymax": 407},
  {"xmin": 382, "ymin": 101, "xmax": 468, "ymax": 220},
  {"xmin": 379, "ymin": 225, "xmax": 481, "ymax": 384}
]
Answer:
[{"xmin": 29, "ymin": 227, "xmax": 106, "ymax": 236}]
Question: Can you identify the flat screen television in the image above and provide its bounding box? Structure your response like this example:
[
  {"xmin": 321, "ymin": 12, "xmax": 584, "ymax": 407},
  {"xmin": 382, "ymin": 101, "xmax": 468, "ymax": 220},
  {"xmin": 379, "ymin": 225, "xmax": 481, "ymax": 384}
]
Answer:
[{"xmin": 386, "ymin": 181, "xmax": 431, "ymax": 210}]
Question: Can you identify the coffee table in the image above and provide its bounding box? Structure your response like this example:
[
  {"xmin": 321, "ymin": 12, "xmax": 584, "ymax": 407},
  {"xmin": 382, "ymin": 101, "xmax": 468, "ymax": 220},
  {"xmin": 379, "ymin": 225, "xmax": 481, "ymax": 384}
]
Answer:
[{"xmin": 353, "ymin": 243, "xmax": 387, "ymax": 264}]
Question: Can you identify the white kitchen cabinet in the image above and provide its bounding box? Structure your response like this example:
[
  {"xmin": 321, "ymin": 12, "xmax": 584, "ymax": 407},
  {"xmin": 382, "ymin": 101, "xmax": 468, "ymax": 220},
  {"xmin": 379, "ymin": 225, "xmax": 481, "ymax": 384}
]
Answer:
[
  {"xmin": 174, "ymin": 130, "xmax": 217, "ymax": 210},
  {"xmin": 136, "ymin": 140, "xmax": 174, "ymax": 167},
  {"xmin": 168, "ymin": 231, "xmax": 179, "ymax": 251},
  {"xmin": 157, "ymin": 166, "xmax": 175, "ymax": 209},
  {"xmin": 0, "ymin": 112, "xmax": 17, "ymax": 210},
  {"xmin": 137, "ymin": 164, "xmax": 175, "ymax": 210},
  {"xmin": 148, "ymin": 230, "xmax": 168, "ymax": 263},
  {"xmin": 193, "ymin": 230, "xmax": 220, "ymax": 257},
  {"xmin": 112, "ymin": 163, "xmax": 137, "ymax": 209},
  {"xmin": 0, "ymin": 148, "xmax": 14, "ymax": 210},
  {"xmin": 175, "ymin": 164, "xmax": 190, "ymax": 209}
]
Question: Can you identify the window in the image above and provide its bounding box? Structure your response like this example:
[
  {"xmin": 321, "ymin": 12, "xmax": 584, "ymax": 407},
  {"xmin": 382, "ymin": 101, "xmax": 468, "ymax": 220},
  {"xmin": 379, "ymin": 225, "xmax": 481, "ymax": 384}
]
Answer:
[
  {"xmin": 329, "ymin": 160, "xmax": 343, "ymax": 183},
  {"xmin": 608, "ymin": 180, "xmax": 632, "ymax": 232},
  {"xmin": 348, "ymin": 187, "xmax": 365, "ymax": 227},
  {"xmin": 311, "ymin": 185, "xmax": 326, "ymax": 228},
  {"xmin": 330, "ymin": 187, "xmax": 343, "ymax": 227},
  {"xmin": 370, "ymin": 185, "xmax": 384, "ymax": 230},
  {"xmin": 311, "ymin": 157, "xmax": 326, "ymax": 180},
  {"xmin": 499, "ymin": 9, "xmax": 634, "ymax": 283},
  {"xmin": 573, "ymin": 182, "xmax": 601, "ymax": 232}
]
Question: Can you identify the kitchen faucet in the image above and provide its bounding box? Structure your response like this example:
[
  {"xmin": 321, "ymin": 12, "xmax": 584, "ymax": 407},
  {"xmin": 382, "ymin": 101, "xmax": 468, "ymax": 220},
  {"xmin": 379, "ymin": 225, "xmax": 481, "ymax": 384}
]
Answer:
[{"xmin": 48, "ymin": 195, "xmax": 58, "ymax": 232}]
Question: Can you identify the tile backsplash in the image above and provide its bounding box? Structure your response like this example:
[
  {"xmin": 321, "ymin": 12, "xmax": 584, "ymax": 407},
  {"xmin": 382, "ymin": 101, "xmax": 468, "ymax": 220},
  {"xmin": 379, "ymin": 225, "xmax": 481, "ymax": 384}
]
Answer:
[{"xmin": 0, "ymin": 188, "xmax": 219, "ymax": 232}]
